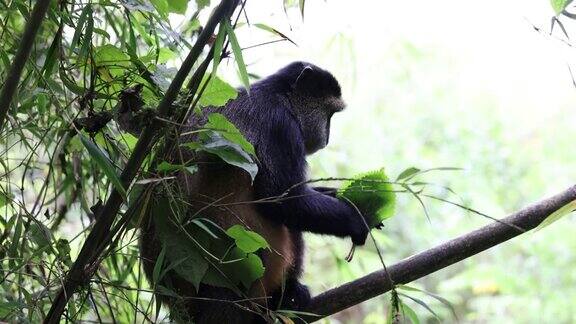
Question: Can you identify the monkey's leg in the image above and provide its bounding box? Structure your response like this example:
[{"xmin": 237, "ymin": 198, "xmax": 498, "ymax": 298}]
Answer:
[{"xmin": 271, "ymin": 278, "xmax": 311, "ymax": 312}]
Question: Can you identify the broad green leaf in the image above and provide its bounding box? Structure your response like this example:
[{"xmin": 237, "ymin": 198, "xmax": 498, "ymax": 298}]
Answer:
[
  {"xmin": 158, "ymin": 48, "xmax": 178, "ymax": 63},
  {"xmin": 94, "ymin": 44, "xmax": 130, "ymax": 67},
  {"xmin": 238, "ymin": 253, "xmax": 265, "ymax": 288},
  {"xmin": 224, "ymin": 21, "xmax": 250, "ymax": 92},
  {"xmin": 28, "ymin": 222, "xmax": 52, "ymax": 249},
  {"xmin": 150, "ymin": 0, "xmax": 169, "ymax": 17},
  {"xmin": 551, "ymin": 0, "xmax": 573, "ymax": 14},
  {"xmin": 204, "ymin": 113, "xmax": 254, "ymax": 155},
  {"xmin": 156, "ymin": 161, "xmax": 183, "ymax": 172},
  {"xmin": 167, "ymin": 0, "xmax": 189, "ymax": 14},
  {"xmin": 201, "ymin": 247, "xmax": 266, "ymax": 290},
  {"xmin": 226, "ymin": 225, "xmax": 269, "ymax": 253},
  {"xmin": 338, "ymin": 168, "xmax": 396, "ymax": 228},
  {"xmin": 183, "ymin": 131, "xmax": 258, "ymax": 180},
  {"xmin": 153, "ymin": 197, "xmax": 210, "ymax": 290},
  {"xmin": 156, "ymin": 161, "xmax": 198, "ymax": 175},
  {"xmin": 79, "ymin": 134, "xmax": 128, "ymax": 201},
  {"xmin": 198, "ymin": 76, "xmax": 238, "ymax": 108},
  {"xmin": 116, "ymin": 132, "xmax": 138, "ymax": 151}
]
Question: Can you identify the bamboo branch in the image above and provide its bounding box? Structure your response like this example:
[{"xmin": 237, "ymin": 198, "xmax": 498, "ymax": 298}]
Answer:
[
  {"xmin": 0, "ymin": 0, "xmax": 52, "ymax": 132},
  {"xmin": 304, "ymin": 185, "xmax": 576, "ymax": 322},
  {"xmin": 42, "ymin": 1, "xmax": 237, "ymax": 323}
]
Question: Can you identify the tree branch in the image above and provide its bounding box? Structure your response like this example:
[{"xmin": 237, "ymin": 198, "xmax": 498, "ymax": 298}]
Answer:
[
  {"xmin": 42, "ymin": 1, "xmax": 237, "ymax": 323},
  {"xmin": 304, "ymin": 185, "xmax": 576, "ymax": 322},
  {"xmin": 0, "ymin": 0, "xmax": 52, "ymax": 132}
]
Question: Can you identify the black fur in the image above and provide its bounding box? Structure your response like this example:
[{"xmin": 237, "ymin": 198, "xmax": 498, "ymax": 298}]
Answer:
[
  {"xmin": 222, "ymin": 62, "xmax": 367, "ymax": 244},
  {"xmin": 141, "ymin": 62, "xmax": 368, "ymax": 323}
]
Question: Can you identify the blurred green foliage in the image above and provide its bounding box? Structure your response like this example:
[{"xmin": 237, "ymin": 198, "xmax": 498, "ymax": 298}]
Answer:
[{"xmin": 1, "ymin": 0, "xmax": 576, "ymax": 323}]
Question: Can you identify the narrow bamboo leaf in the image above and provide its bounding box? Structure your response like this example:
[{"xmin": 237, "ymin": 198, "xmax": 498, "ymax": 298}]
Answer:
[
  {"xmin": 152, "ymin": 246, "xmax": 167, "ymax": 284},
  {"xmin": 0, "ymin": 192, "xmax": 8, "ymax": 208},
  {"xmin": 396, "ymin": 167, "xmax": 421, "ymax": 181},
  {"xmin": 224, "ymin": 21, "xmax": 250, "ymax": 92},
  {"xmin": 79, "ymin": 134, "xmax": 128, "ymax": 201},
  {"xmin": 191, "ymin": 218, "xmax": 220, "ymax": 239},
  {"xmin": 41, "ymin": 29, "xmax": 60, "ymax": 80},
  {"xmin": 536, "ymin": 199, "xmax": 576, "ymax": 230},
  {"xmin": 211, "ymin": 20, "xmax": 227, "ymax": 76},
  {"xmin": 78, "ymin": 6, "xmax": 93, "ymax": 62},
  {"xmin": 397, "ymin": 285, "xmax": 457, "ymax": 319},
  {"xmin": 253, "ymin": 23, "xmax": 297, "ymax": 46},
  {"xmin": 93, "ymin": 28, "xmax": 111, "ymax": 39},
  {"xmin": 400, "ymin": 301, "xmax": 421, "ymax": 324},
  {"xmin": 71, "ymin": 5, "xmax": 91, "ymax": 51},
  {"xmin": 398, "ymin": 293, "xmax": 440, "ymax": 320},
  {"xmin": 8, "ymin": 216, "xmax": 23, "ymax": 265}
]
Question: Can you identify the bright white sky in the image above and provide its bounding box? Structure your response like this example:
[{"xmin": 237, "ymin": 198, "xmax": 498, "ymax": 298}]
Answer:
[
  {"xmin": 176, "ymin": 0, "xmax": 576, "ymax": 189},
  {"xmin": 237, "ymin": 0, "xmax": 576, "ymax": 110}
]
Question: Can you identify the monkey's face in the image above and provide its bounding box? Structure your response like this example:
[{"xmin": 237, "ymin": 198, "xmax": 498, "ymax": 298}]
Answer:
[
  {"xmin": 290, "ymin": 95, "xmax": 346, "ymax": 155},
  {"xmin": 288, "ymin": 64, "xmax": 346, "ymax": 155}
]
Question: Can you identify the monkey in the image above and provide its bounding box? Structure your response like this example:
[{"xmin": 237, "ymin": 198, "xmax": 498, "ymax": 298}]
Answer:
[{"xmin": 138, "ymin": 62, "xmax": 371, "ymax": 323}]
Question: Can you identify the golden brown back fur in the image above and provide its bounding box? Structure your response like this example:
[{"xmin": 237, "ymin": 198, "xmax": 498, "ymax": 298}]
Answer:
[{"xmin": 140, "ymin": 158, "xmax": 294, "ymax": 322}]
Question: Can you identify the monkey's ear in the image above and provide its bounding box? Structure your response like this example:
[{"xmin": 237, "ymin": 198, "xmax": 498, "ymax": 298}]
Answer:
[{"xmin": 294, "ymin": 66, "xmax": 319, "ymax": 93}]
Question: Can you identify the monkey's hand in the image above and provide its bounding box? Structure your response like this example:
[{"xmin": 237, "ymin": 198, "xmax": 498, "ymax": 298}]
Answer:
[{"xmin": 348, "ymin": 214, "xmax": 369, "ymax": 246}]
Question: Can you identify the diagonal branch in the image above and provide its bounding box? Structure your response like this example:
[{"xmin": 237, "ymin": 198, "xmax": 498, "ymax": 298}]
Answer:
[
  {"xmin": 42, "ymin": 1, "xmax": 238, "ymax": 323},
  {"xmin": 304, "ymin": 185, "xmax": 576, "ymax": 322},
  {"xmin": 0, "ymin": 0, "xmax": 52, "ymax": 132}
]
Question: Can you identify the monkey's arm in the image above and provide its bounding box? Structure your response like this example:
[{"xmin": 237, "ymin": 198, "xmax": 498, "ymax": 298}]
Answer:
[
  {"xmin": 312, "ymin": 186, "xmax": 338, "ymax": 197},
  {"xmin": 257, "ymin": 179, "xmax": 367, "ymax": 245},
  {"xmin": 254, "ymin": 115, "xmax": 368, "ymax": 245}
]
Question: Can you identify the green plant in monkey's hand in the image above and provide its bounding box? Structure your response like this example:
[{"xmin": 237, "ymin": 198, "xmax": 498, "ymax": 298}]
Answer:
[{"xmin": 337, "ymin": 168, "xmax": 396, "ymax": 230}]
